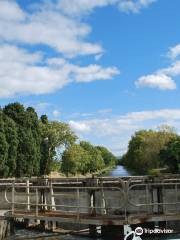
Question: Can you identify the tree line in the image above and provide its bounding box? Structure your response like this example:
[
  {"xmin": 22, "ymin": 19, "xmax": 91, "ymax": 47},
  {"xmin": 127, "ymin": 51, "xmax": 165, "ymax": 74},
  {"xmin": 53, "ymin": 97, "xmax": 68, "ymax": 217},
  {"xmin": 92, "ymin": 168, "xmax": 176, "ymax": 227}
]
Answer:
[
  {"xmin": 121, "ymin": 125, "xmax": 180, "ymax": 175},
  {"xmin": 61, "ymin": 142, "xmax": 117, "ymax": 176},
  {"xmin": 0, "ymin": 102, "xmax": 116, "ymax": 178}
]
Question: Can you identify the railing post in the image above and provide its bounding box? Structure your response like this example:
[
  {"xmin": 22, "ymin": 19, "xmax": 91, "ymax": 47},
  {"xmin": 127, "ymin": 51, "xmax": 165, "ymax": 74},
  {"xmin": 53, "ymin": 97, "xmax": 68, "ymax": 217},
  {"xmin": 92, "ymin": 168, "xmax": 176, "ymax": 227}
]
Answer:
[
  {"xmin": 77, "ymin": 188, "xmax": 80, "ymax": 221},
  {"xmin": 124, "ymin": 180, "xmax": 129, "ymax": 224},
  {"xmin": 35, "ymin": 188, "xmax": 38, "ymax": 217},
  {"xmin": 40, "ymin": 178, "xmax": 48, "ymax": 230},
  {"xmin": 26, "ymin": 179, "xmax": 30, "ymax": 211},
  {"xmin": 50, "ymin": 180, "xmax": 56, "ymax": 211},
  {"xmin": 100, "ymin": 181, "xmax": 106, "ymax": 215},
  {"xmin": 11, "ymin": 181, "xmax": 15, "ymax": 215},
  {"xmin": 88, "ymin": 176, "xmax": 98, "ymax": 238}
]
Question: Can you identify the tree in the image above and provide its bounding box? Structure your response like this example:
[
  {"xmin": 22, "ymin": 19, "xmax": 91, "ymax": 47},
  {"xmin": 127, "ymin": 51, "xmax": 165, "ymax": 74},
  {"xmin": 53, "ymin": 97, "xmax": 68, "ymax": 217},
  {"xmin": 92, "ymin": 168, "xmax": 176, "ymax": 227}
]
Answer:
[
  {"xmin": 96, "ymin": 146, "xmax": 117, "ymax": 166},
  {"xmin": 61, "ymin": 144, "xmax": 90, "ymax": 176},
  {"xmin": 3, "ymin": 103, "xmax": 41, "ymax": 177},
  {"xmin": 26, "ymin": 107, "xmax": 41, "ymax": 176},
  {"xmin": 16, "ymin": 128, "xmax": 36, "ymax": 177},
  {"xmin": 80, "ymin": 141, "xmax": 105, "ymax": 172},
  {"xmin": 3, "ymin": 102, "xmax": 25, "ymax": 126},
  {"xmin": 160, "ymin": 137, "xmax": 180, "ymax": 173},
  {"xmin": 0, "ymin": 102, "xmax": 114, "ymax": 177},
  {"xmin": 40, "ymin": 119, "xmax": 77, "ymax": 175},
  {"xmin": 122, "ymin": 128, "xmax": 177, "ymax": 174},
  {"xmin": 0, "ymin": 113, "xmax": 8, "ymax": 177},
  {"xmin": 3, "ymin": 114, "xmax": 18, "ymax": 177}
]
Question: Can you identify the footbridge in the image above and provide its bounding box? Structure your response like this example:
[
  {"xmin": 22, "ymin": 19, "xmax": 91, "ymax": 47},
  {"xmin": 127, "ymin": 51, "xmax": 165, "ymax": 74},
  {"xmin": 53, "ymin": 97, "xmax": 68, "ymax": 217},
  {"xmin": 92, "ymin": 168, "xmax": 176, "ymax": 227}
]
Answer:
[{"xmin": 1, "ymin": 175, "xmax": 180, "ymax": 237}]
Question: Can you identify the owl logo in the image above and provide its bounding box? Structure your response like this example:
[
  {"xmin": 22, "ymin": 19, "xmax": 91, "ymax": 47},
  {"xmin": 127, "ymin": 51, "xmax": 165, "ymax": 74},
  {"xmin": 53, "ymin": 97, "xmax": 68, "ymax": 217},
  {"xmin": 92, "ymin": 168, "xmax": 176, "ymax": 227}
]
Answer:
[{"xmin": 124, "ymin": 227, "xmax": 143, "ymax": 240}]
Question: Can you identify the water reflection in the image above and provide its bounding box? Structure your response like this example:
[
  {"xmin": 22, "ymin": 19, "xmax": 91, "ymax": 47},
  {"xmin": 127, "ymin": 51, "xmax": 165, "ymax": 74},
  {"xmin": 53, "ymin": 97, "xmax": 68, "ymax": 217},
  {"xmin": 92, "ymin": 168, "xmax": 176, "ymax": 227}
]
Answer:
[{"xmin": 107, "ymin": 165, "xmax": 130, "ymax": 177}]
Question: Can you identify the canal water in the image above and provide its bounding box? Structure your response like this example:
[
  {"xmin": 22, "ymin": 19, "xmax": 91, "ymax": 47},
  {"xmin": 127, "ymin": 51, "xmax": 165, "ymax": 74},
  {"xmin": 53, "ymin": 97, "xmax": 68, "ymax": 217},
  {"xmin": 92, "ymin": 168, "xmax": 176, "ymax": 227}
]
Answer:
[
  {"xmin": 107, "ymin": 165, "xmax": 130, "ymax": 177},
  {"xmin": 13, "ymin": 166, "xmax": 180, "ymax": 240}
]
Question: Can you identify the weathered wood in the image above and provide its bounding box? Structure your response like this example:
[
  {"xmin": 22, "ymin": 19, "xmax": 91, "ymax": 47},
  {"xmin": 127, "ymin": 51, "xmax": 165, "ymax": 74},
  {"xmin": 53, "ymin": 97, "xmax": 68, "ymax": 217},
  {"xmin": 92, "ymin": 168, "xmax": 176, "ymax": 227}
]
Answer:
[{"xmin": 0, "ymin": 211, "xmax": 11, "ymax": 240}]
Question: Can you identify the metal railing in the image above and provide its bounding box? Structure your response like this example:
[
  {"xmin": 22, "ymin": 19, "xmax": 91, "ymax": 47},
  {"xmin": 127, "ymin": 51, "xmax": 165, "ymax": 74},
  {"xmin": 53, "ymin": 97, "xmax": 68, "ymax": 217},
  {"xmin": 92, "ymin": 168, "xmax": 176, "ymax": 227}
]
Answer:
[
  {"xmin": 2, "ymin": 177, "xmax": 180, "ymax": 223},
  {"xmin": 4, "ymin": 179, "xmax": 126, "ymax": 221}
]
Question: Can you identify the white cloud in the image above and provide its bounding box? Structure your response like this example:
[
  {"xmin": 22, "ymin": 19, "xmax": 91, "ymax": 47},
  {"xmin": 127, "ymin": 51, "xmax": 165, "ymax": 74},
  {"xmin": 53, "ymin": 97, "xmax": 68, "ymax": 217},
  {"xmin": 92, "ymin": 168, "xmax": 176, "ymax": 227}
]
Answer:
[
  {"xmin": 69, "ymin": 120, "xmax": 91, "ymax": 132},
  {"xmin": 0, "ymin": 0, "xmax": 25, "ymax": 21},
  {"xmin": 160, "ymin": 61, "xmax": 180, "ymax": 76},
  {"xmin": 0, "ymin": 1, "xmax": 103, "ymax": 58},
  {"xmin": 0, "ymin": 44, "xmax": 119, "ymax": 98},
  {"xmin": 118, "ymin": 0, "xmax": 157, "ymax": 13},
  {"xmin": 0, "ymin": 0, "xmax": 157, "ymax": 97},
  {"xmin": 52, "ymin": 110, "xmax": 61, "ymax": 118},
  {"xmin": 72, "ymin": 64, "xmax": 120, "ymax": 82},
  {"xmin": 136, "ymin": 48, "xmax": 180, "ymax": 90},
  {"xmin": 58, "ymin": 0, "xmax": 116, "ymax": 16},
  {"xmin": 136, "ymin": 73, "xmax": 176, "ymax": 90},
  {"xmin": 69, "ymin": 109, "xmax": 180, "ymax": 155},
  {"xmin": 168, "ymin": 44, "xmax": 180, "ymax": 59},
  {"xmin": 0, "ymin": 0, "xmax": 157, "ymax": 58},
  {"xmin": 122, "ymin": 109, "xmax": 180, "ymax": 122},
  {"xmin": 70, "ymin": 109, "xmax": 180, "ymax": 136},
  {"xmin": 59, "ymin": 0, "xmax": 157, "ymax": 16}
]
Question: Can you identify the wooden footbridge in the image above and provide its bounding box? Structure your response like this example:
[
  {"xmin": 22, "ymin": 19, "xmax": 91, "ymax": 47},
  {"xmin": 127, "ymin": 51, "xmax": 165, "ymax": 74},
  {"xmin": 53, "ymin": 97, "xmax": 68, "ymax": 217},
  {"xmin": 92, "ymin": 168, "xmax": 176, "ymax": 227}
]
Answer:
[{"xmin": 1, "ymin": 175, "xmax": 180, "ymax": 238}]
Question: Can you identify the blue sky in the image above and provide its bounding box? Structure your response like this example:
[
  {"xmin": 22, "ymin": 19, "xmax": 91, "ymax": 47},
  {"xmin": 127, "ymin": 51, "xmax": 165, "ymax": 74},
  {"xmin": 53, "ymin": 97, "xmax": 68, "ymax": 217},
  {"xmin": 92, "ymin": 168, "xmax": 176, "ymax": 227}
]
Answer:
[{"xmin": 1, "ymin": 0, "xmax": 180, "ymax": 155}]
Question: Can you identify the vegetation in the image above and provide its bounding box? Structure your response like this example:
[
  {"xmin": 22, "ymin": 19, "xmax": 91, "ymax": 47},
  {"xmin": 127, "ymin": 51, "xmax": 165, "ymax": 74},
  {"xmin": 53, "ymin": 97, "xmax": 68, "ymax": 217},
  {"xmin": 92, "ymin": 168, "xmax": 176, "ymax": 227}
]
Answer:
[
  {"xmin": 160, "ymin": 136, "xmax": 180, "ymax": 173},
  {"xmin": 61, "ymin": 141, "xmax": 117, "ymax": 176},
  {"xmin": 0, "ymin": 102, "xmax": 116, "ymax": 178},
  {"xmin": 122, "ymin": 126, "xmax": 177, "ymax": 175}
]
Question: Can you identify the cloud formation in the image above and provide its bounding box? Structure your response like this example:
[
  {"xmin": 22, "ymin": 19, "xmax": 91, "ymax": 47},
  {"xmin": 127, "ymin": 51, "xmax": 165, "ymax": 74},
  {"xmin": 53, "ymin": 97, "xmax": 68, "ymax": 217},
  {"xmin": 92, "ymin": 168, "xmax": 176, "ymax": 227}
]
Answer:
[
  {"xmin": 59, "ymin": 0, "xmax": 157, "ymax": 16},
  {"xmin": 118, "ymin": 0, "xmax": 157, "ymax": 13},
  {"xmin": 0, "ymin": 0, "xmax": 157, "ymax": 58},
  {"xmin": 0, "ymin": 1, "xmax": 103, "ymax": 58},
  {"xmin": 0, "ymin": 44, "xmax": 119, "ymax": 97},
  {"xmin": 135, "ymin": 44, "xmax": 180, "ymax": 90},
  {"xmin": 168, "ymin": 44, "xmax": 180, "ymax": 59},
  {"xmin": 136, "ymin": 73, "xmax": 176, "ymax": 90},
  {"xmin": 0, "ymin": 0, "xmax": 122, "ymax": 97},
  {"xmin": 69, "ymin": 108, "xmax": 180, "ymax": 155},
  {"xmin": 0, "ymin": 0, "xmax": 157, "ymax": 97}
]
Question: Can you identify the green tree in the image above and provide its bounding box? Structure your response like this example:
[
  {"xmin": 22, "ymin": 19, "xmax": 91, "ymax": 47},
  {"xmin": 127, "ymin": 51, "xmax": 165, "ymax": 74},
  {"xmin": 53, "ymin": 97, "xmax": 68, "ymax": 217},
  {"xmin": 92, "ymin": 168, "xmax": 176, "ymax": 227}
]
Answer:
[
  {"xmin": 0, "ymin": 113, "xmax": 8, "ymax": 177},
  {"xmin": 80, "ymin": 141, "xmax": 105, "ymax": 172},
  {"xmin": 16, "ymin": 128, "xmax": 36, "ymax": 177},
  {"xmin": 61, "ymin": 144, "xmax": 90, "ymax": 176},
  {"xmin": 160, "ymin": 137, "xmax": 180, "ymax": 173},
  {"xmin": 3, "ymin": 102, "xmax": 25, "ymax": 126},
  {"xmin": 40, "ymin": 119, "xmax": 77, "ymax": 175},
  {"xmin": 122, "ymin": 128, "xmax": 177, "ymax": 174},
  {"xmin": 3, "ymin": 103, "xmax": 41, "ymax": 177},
  {"xmin": 96, "ymin": 146, "xmax": 117, "ymax": 166},
  {"xmin": 3, "ymin": 114, "xmax": 18, "ymax": 177},
  {"xmin": 26, "ymin": 107, "xmax": 41, "ymax": 176}
]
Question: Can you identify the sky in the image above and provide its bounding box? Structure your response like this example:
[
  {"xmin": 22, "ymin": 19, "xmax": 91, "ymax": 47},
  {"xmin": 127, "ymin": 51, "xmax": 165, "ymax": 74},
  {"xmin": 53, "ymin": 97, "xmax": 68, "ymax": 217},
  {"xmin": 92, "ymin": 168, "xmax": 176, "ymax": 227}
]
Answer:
[{"xmin": 1, "ymin": 0, "xmax": 180, "ymax": 155}]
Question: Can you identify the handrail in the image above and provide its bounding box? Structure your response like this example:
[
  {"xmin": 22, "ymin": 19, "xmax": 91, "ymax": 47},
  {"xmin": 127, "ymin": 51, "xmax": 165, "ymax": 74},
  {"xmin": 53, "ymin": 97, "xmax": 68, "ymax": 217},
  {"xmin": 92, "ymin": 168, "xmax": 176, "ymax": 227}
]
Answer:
[
  {"xmin": 3, "ymin": 177, "xmax": 180, "ymax": 222},
  {"xmin": 4, "ymin": 184, "xmax": 126, "ymax": 218}
]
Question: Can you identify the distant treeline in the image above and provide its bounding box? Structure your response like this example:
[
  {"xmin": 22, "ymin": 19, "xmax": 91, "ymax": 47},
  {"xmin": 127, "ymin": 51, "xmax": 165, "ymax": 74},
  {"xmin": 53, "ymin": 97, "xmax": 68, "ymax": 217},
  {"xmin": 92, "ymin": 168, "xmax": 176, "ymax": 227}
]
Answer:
[
  {"xmin": 0, "ymin": 102, "xmax": 116, "ymax": 178},
  {"xmin": 121, "ymin": 125, "xmax": 180, "ymax": 175}
]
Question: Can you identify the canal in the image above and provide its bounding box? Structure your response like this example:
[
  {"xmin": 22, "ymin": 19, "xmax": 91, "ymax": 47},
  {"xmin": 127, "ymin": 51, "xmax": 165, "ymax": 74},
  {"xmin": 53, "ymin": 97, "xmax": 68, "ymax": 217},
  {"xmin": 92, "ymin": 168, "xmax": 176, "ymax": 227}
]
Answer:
[
  {"xmin": 107, "ymin": 165, "xmax": 130, "ymax": 177},
  {"xmin": 12, "ymin": 165, "xmax": 180, "ymax": 240}
]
